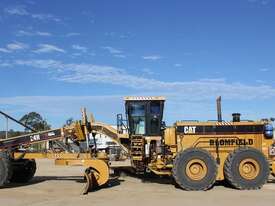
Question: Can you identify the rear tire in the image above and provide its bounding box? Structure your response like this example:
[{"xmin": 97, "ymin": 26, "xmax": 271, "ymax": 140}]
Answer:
[
  {"xmin": 10, "ymin": 159, "xmax": 36, "ymax": 183},
  {"xmin": 0, "ymin": 152, "xmax": 12, "ymax": 186},
  {"xmin": 224, "ymin": 147, "xmax": 269, "ymax": 190},
  {"xmin": 172, "ymin": 148, "xmax": 217, "ymax": 190}
]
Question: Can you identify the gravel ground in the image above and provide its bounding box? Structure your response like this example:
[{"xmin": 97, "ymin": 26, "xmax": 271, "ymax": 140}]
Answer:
[{"xmin": 0, "ymin": 159, "xmax": 275, "ymax": 206}]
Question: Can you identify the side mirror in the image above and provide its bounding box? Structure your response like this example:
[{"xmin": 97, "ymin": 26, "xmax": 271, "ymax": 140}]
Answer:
[{"xmin": 161, "ymin": 121, "xmax": 166, "ymax": 130}]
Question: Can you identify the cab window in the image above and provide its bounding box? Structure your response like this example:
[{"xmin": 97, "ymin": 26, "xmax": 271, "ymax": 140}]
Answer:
[{"xmin": 129, "ymin": 103, "xmax": 146, "ymax": 135}]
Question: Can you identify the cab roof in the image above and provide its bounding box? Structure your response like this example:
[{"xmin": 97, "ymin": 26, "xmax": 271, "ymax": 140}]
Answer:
[{"xmin": 124, "ymin": 96, "xmax": 165, "ymax": 101}]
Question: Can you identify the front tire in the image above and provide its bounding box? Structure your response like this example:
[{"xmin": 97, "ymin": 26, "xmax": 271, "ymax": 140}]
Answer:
[
  {"xmin": 224, "ymin": 147, "xmax": 269, "ymax": 190},
  {"xmin": 172, "ymin": 148, "xmax": 217, "ymax": 190},
  {"xmin": 0, "ymin": 152, "xmax": 12, "ymax": 186},
  {"xmin": 10, "ymin": 159, "xmax": 36, "ymax": 183}
]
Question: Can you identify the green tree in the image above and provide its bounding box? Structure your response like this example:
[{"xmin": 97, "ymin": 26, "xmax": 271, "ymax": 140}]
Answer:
[
  {"xmin": 8, "ymin": 129, "xmax": 23, "ymax": 137},
  {"xmin": 20, "ymin": 112, "xmax": 51, "ymax": 132},
  {"xmin": 20, "ymin": 112, "xmax": 51, "ymax": 150}
]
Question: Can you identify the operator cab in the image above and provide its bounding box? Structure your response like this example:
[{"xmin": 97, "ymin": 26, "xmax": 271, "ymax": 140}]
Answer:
[{"xmin": 124, "ymin": 96, "xmax": 165, "ymax": 136}]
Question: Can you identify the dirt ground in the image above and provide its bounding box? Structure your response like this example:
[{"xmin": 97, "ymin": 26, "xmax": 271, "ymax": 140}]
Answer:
[{"xmin": 1, "ymin": 159, "xmax": 275, "ymax": 206}]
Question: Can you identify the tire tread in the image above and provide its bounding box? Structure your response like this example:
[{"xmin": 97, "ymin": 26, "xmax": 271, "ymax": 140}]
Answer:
[
  {"xmin": 172, "ymin": 148, "xmax": 217, "ymax": 191},
  {"xmin": 224, "ymin": 147, "xmax": 269, "ymax": 190}
]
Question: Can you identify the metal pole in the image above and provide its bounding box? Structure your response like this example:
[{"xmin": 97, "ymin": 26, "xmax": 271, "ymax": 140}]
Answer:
[
  {"xmin": 5, "ymin": 117, "xmax": 8, "ymax": 139},
  {"xmin": 0, "ymin": 110, "xmax": 36, "ymax": 132}
]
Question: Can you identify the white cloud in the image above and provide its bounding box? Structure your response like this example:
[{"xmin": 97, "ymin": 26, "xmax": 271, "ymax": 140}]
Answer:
[
  {"xmin": 7, "ymin": 42, "xmax": 28, "ymax": 50},
  {"xmin": 2, "ymin": 59, "xmax": 275, "ymax": 126},
  {"xmin": 104, "ymin": 32, "xmax": 132, "ymax": 39},
  {"xmin": 31, "ymin": 14, "xmax": 60, "ymax": 22},
  {"xmin": 36, "ymin": 31, "xmax": 52, "ymax": 36},
  {"xmin": 16, "ymin": 30, "xmax": 32, "ymax": 36},
  {"xmin": 14, "ymin": 60, "xmax": 68, "ymax": 72},
  {"xmin": 119, "ymin": 34, "xmax": 129, "ymax": 39},
  {"xmin": 4, "ymin": 5, "xmax": 61, "ymax": 22},
  {"xmin": 33, "ymin": 44, "xmax": 65, "ymax": 53},
  {"xmin": 72, "ymin": 44, "xmax": 87, "ymax": 52},
  {"xmin": 72, "ymin": 53, "xmax": 81, "ymax": 56},
  {"xmin": 0, "ymin": 62, "xmax": 12, "ymax": 67},
  {"xmin": 256, "ymin": 80, "xmax": 265, "ymax": 84},
  {"xmin": 0, "ymin": 95, "xmax": 123, "ymax": 127},
  {"xmin": 26, "ymin": 0, "xmax": 36, "ymax": 5},
  {"xmin": 0, "ymin": 41, "xmax": 28, "ymax": 53},
  {"xmin": 101, "ymin": 46, "xmax": 126, "ymax": 58},
  {"xmin": 113, "ymin": 54, "xmax": 126, "ymax": 58},
  {"xmin": 0, "ymin": 48, "xmax": 11, "ymax": 53},
  {"xmin": 0, "ymin": 93, "xmax": 274, "ymax": 128},
  {"xmin": 248, "ymin": 0, "xmax": 270, "ymax": 5},
  {"xmin": 174, "ymin": 63, "xmax": 182, "ymax": 67},
  {"xmin": 104, "ymin": 32, "xmax": 116, "ymax": 37},
  {"xmin": 260, "ymin": 68, "xmax": 269, "ymax": 72},
  {"xmin": 6, "ymin": 59, "xmax": 275, "ymax": 101},
  {"xmin": 101, "ymin": 46, "xmax": 122, "ymax": 54},
  {"xmin": 4, "ymin": 6, "xmax": 28, "ymax": 16},
  {"xmin": 142, "ymin": 68, "xmax": 154, "ymax": 75},
  {"xmin": 66, "ymin": 33, "xmax": 81, "ymax": 37},
  {"xmin": 16, "ymin": 30, "xmax": 52, "ymax": 37},
  {"xmin": 142, "ymin": 55, "xmax": 162, "ymax": 60}
]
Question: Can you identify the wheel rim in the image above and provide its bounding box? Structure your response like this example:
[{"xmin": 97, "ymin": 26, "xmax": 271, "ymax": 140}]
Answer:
[
  {"xmin": 185, "ymin": 159, "xmax": 208, "ymax": 181},
  {"xmin": 239, "ymin": 158, "xmax": 260, "ymax": 180}
]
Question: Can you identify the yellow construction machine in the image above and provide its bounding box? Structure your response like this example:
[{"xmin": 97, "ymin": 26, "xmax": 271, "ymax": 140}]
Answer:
[
  {"xmin": 0, "ymin": 96, "xmax": 275, "ymax": 193},
  {"xmin": 0, "ymin": 108, "xmax": 128, "ymax": 194}
]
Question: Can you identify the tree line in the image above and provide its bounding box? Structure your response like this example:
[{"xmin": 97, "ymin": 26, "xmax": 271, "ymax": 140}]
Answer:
[{"xmin": 0, "ymin": 112, "xmax": 51, "ymax": 139}]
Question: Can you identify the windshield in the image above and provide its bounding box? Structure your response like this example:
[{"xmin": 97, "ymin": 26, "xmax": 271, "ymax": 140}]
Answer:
[
  {"xmin": 129, "ymin": 103, "xmax": 146, "ymax": 135},
  {"xmin": 150, "ymin": 101, "xmax": 161, "ymax": 115},
  {"xmin": 130, "ymin": 104, "xmax": 145, "ymax": 116}
]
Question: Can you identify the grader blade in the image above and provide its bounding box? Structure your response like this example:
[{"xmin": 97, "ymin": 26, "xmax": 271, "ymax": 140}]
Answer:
[
  {"xmin": 271, "ymin": 161, "xmax": 275, "ymax": 178},
  {"xmin": 54, "ymin": 159, "xmax": 109, "ymax": 194},
  {"xmin": 81, "ymin": 164, "xmax": 108, "ymax": 195},
  {"xmin": 82, "ymin": 168, "xmax": 94, "ymax": 195}
]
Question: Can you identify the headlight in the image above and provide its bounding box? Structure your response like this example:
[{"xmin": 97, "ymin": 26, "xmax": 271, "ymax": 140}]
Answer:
[{"xmin": 264, "ymin": 124, "xmax": 273, "ymax": 138}]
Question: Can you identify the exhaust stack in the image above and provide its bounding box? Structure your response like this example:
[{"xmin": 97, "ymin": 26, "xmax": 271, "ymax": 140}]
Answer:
[
  {"xmin": 216, "ymin": 96, "xmax": 222, "ymax": 122},
  {"xmin": 232, "ymin": 113, "xmax": 241, "ymax": 122}
]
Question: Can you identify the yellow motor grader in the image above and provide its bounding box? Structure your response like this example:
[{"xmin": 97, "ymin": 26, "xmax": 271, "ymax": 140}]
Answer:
[
  {"xmin": 0, "ymin": 96, "xmax": 275, "ymax": 193},
  {"xmin": 0, "ymin": 107, "xmax": 133, "ymax": 193}
]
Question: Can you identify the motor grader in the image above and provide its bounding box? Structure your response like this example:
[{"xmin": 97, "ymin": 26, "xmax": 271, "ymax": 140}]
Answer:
[{"xmin": 0, "ymin": 96, "xmax": 275, "ymax": 193}]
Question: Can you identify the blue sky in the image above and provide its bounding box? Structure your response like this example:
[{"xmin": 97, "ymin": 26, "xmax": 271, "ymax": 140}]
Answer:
[{"xmin": 0, "ymin": 0, "xmax": 275, "ymax": 129}]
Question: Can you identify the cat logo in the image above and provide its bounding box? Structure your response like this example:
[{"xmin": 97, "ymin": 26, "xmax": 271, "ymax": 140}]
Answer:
[{"xmin": 184, "ymin": 126, "xmax": 196, "ymax": 134}]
